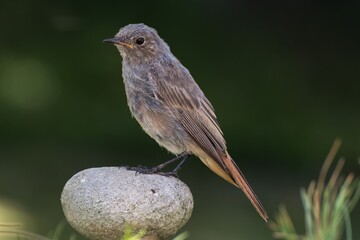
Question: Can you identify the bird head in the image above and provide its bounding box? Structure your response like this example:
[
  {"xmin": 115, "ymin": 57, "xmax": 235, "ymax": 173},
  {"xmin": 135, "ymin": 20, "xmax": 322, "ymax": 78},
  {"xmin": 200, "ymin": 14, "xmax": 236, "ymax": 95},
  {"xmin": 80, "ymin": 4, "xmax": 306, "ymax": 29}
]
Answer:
[{"xmin": 103, "ymin": 23, "xmax": 170, "ymax": 62}]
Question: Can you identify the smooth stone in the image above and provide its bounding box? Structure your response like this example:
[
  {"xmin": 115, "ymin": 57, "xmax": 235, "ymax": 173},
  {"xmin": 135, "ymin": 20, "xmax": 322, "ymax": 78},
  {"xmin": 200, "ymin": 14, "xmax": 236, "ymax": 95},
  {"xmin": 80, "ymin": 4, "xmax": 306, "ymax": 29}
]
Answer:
[{"xmin": 61, "ymin": 167, "xmax": 193, "ymax": 240}]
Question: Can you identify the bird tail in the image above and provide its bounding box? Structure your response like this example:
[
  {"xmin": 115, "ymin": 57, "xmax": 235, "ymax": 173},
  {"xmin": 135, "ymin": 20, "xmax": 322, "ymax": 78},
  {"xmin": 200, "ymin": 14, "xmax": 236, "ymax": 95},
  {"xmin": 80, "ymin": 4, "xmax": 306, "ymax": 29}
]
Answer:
[
  {"xmin": 195, "ymin": 149, "xmax": 268, "ymax": 222},
  {"xmin": 221, "ymin": 154, "xmax": 269, "ymax": 222}
]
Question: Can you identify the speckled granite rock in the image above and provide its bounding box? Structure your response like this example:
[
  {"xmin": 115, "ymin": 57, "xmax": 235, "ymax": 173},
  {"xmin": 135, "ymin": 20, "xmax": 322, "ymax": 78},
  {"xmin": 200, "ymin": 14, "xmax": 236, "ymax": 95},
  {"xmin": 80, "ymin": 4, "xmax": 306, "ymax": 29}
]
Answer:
[{"xmin": 61, "ymin": 167, "xmax": 193, "ymax": 240}]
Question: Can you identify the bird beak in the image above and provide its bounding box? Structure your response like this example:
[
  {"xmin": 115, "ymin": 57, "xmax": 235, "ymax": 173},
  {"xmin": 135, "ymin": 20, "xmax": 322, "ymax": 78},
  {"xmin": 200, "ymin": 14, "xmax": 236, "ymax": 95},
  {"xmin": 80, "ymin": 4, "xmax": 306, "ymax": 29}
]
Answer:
[
  {"xmin": 102, "ymin": 38, "xmax": 118, "ymax": 44},
  {"xmin": 103, "ymin": 38, "xmax": 134, "ymax": 49}
]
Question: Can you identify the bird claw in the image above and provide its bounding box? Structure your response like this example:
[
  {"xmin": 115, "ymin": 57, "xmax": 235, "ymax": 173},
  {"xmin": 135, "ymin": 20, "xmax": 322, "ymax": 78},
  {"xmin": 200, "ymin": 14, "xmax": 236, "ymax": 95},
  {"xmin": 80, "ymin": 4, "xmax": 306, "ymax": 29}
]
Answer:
[
  {"xmin": 126, "ymin": 166, "xmax": 179, "ymax": 178},
  {"xmin": 157, "ymin": 171, "xmax": 180, "ymax": 179},
  {"xmin": 126, "ymin": 165, "xmax": 153, "ymax": 175}
]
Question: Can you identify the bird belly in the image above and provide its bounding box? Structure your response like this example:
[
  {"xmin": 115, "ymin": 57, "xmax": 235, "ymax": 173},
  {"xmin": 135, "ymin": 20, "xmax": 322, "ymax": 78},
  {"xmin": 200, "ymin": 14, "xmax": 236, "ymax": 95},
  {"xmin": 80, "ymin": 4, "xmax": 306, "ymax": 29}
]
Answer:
[{"xmin": 127, "ymin": 94, "xmax": 188, "ymax": 155}]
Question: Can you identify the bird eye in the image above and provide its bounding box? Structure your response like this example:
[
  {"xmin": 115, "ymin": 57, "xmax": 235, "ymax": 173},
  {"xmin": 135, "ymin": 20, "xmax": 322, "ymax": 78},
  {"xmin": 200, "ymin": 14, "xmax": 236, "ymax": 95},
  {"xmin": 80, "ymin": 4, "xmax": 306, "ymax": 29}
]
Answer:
[{"xmin": 135, "ymin": 37, "xmax": 145, "ymax": 45}]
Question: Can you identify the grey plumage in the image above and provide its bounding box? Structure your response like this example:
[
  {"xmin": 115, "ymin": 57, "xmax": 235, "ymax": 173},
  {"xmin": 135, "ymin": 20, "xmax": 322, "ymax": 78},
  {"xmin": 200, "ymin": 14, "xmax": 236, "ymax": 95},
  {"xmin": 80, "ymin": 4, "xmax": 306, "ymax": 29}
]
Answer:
[{"xmin": 104, "ymin": 23, "xmax": 268, "ymax": 222}]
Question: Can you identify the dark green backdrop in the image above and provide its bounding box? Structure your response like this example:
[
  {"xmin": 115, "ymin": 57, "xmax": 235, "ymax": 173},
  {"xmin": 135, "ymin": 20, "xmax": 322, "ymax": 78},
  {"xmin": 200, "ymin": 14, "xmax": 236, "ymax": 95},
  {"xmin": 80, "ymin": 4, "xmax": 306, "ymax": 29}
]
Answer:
[{"xmin": 0, "ymin": 1, "xmax": 359, "ymax": 239}]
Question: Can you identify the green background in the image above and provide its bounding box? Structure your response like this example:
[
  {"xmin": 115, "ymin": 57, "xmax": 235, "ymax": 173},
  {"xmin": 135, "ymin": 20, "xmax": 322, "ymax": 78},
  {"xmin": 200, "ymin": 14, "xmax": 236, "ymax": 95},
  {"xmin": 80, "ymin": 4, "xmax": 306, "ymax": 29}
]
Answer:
[{"xmin": 0, "ymin": 1, "xmax": 359, "ymax": 239}]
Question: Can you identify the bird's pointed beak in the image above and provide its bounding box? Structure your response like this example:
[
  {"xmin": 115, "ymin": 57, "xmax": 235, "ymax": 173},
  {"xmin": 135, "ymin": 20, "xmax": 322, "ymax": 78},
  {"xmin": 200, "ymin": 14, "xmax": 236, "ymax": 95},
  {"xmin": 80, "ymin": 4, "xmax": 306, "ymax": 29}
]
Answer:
[
  {"xmin": 103, "ymin": 38, "xmax": 134, "ymax": 49},
  {"xmin": 103, "ymin": 38, "xmax": 118, "ymax": 44}
]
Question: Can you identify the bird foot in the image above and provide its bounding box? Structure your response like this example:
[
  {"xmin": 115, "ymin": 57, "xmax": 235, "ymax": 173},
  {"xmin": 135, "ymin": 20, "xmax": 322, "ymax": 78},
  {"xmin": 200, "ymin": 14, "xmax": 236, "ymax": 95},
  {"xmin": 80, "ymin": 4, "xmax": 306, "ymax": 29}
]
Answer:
[
  {"xmin": 126, "ymin": 165, "xmax": 154, "ymax": 174},
  {"xmin": 157, "ymin": 171, "xmax": 179, "ymax": 179},
  {"xmin": 126, "ymin": 166, "xmax": 179, "ymax": 178}
]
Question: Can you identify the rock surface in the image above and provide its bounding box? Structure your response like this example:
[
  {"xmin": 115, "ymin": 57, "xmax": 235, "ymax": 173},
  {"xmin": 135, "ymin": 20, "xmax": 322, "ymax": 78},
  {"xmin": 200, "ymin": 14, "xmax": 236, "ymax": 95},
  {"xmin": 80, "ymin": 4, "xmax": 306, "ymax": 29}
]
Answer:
[{"xmin": 61, "ymin": 167, "xmax": 193, "ymax": 240}]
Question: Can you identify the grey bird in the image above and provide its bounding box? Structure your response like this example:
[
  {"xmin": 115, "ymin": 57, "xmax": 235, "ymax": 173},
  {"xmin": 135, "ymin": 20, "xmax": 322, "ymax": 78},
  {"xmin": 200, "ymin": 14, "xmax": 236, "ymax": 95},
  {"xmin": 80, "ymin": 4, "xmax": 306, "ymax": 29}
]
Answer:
[{"xmin": 103, "ymin": 23, "xmax": 268, "ymax": 222}]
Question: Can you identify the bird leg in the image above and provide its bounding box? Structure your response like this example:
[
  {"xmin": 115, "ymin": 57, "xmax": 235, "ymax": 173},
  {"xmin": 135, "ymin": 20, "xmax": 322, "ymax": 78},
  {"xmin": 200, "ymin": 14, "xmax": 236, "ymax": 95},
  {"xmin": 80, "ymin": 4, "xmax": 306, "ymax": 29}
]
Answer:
[
  {"xmin": 171, "ymin": 154, "xmax": 190, "ymax": 173},
  {"xmin": 127, "ymin": 153, "xmax": 191, "ymax": 177}
]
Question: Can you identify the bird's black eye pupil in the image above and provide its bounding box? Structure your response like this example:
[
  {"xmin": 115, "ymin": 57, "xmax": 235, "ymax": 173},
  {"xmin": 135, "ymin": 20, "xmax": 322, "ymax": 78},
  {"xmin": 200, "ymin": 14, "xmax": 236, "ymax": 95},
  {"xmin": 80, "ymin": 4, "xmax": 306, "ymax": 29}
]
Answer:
[{"xmin": 136, "ymin": 37, "xmax": 145, "ymax": 45}]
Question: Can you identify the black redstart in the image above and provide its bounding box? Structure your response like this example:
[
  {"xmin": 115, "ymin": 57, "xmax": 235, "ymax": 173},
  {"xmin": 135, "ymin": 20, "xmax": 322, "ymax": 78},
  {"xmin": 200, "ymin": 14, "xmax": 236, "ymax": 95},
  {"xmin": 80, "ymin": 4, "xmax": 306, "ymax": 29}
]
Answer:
[{"xmin": 103, "ymin": 23, "xmax": 268, "ymax": 222}]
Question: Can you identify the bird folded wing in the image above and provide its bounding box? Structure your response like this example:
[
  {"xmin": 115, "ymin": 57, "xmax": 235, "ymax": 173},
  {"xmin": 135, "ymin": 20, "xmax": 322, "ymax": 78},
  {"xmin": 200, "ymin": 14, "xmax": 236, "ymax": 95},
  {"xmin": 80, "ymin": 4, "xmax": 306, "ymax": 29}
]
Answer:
[{"xmin": 154, "ymin": 78, "xmax": 228, "ymax": 171}]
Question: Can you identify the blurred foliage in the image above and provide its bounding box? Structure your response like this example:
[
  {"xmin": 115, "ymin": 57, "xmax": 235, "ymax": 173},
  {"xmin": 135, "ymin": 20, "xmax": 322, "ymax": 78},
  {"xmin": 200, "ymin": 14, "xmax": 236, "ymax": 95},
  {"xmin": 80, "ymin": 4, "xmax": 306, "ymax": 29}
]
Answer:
[
  {"xmin": 0, "ymin": 222, "xmax": 188, "ymax": 240},
  {"xmin": 121, "ymin": 225, "xmax": 146, "ymax": 240},
  {"xmin": 270, "ymin": 139, "xmax": 360, "ymax": 240},
  {"xmin": 0, "ymin": 1, "xmax": 359, "ymax": 239},
  {"xmin": 0, "ymin": 222, "xmax": 51, "ymax": 240}
]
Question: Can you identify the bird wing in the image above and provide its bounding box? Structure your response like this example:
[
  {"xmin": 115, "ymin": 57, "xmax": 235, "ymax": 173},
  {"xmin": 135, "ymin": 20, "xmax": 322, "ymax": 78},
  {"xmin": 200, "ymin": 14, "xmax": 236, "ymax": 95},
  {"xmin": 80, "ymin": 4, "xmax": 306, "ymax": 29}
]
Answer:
[{"xmin": 149, "ymin": 68, "xmax": 227, "ymax": 169}]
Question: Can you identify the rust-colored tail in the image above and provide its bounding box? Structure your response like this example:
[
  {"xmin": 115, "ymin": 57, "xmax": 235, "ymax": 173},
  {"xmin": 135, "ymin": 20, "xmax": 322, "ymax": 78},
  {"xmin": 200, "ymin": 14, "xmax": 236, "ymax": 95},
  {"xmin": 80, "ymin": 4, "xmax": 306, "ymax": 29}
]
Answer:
[
  {"xmin": 222, "ymin": 155, "xmax": 269, "ymax": 222},
  {"xmin": 195, "ymin": 149, "xmax": 268, "ymax": 221}
]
